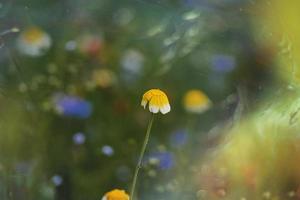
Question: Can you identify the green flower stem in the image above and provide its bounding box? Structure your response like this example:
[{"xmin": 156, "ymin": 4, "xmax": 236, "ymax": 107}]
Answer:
[{"xmin": 130, "ymin": 114, "xmax": 155, "ymax": 200}]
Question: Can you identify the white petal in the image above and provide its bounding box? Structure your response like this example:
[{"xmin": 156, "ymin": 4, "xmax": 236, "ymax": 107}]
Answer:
[
  {"xmin": 141, "ymin": 100, "xmax": 147, "ymax": 109},
  {"xmin": 160, "ymin": 104, "xmax": 171, "ymax": 114},
  {"xmin": 185, "ymin": 104, "xmax": 210, "ymax": 114},
  {"xmin": 17, "ymin": 34, "xmax": 51, "ymax": 57},
  {"xmin": 149, "ymin": 105, "xmax": 159, "ymax": 113},
  {"xmin": 101, "ymin": 196, "xmax": 107, "ymax": 200}
]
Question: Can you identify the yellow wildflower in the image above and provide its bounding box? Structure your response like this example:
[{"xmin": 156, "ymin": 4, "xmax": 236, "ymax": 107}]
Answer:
[
  {"xmin": 183, "ymin": 89, "xmax": 211, "ymax": 114},
  {"xmin": 141, "ymin": 89, "xmax": 171, "ymax": 114},
  {"xmin": 17, "ymin": 26, "xmax": 52, "ymax": 56},
  {"xmin": 92, "ymin": 69, "xmax": 116, "ymax": 88},
  {"xmin": 102, "ymin": 189, "xmax": 130, "ymax": 200}
]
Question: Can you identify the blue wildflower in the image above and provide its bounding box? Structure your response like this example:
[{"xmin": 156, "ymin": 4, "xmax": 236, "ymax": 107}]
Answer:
[
  {"xmin": 211, "ymin": 54, "xmax": 236, "ymax": 73},
  {"xmin": 170, "ymin": 129, "xmax": 189, "ymax": 148},
  {"xmin": 102, "ymin": 145, "xmax": 114, "ymax": 156},
  {"xmin": 147, "ymin": 151, "xmax": 175, "ymax": 170},
  {"xmin": 51, "ymin": 175, "xmax": 63, "ymax": 186},
  {"xmin": 121, "ymin": 49, "xmax": 144, "ymax": 75},
  {"xmin": 72, "ymin": 132, "xmax": 86, "ymax": 145},
  {"xmin": 54, "ymin": 94, "xmax": 92, "ymax": 119},
  {"xmin": 120, "ymin": 49, "xmax": 144, "ymax": 86}
]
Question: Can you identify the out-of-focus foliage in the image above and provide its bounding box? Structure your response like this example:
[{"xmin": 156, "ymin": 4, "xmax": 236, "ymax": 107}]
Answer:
[
  {"xmin": 194, "ymin": 1, "xmax": 300, "ymax": 199},
  {"xmin": 198, "ymin": 91, "xmax": 300, "ymax": 199},
  {"xmin": 252, "ymin": 0, "xmax": 300, "ymax": 87}
]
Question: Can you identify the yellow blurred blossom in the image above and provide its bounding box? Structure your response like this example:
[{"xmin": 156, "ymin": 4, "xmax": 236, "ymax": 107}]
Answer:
[
  {"xmin": 183, "ymin": 89, "xmax": 211, "ymax": 114},
  {"xmin": 92, "ymin": 69, "xmax": 116, "ymax": 88},
  {"xmin": 102, "ymin": 189, "xmax": 129, "ymax": 200},
  {"xmin": 141, "ymin": 89, "xmax": 170, "ymax": 114},
  {"xmin": 17, "ymin": 26, "xmax": 51, "ymax": 57}
]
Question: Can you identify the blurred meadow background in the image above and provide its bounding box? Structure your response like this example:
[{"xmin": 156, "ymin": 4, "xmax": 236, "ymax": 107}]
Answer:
[{"xmin": 1, "ymin": 0, "xmax": 300, "ymax": 199}]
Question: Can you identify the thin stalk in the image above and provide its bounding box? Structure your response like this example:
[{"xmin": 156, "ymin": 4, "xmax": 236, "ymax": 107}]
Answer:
[{"xmin": 130, "ymin": 114, "xmax": 155, "ymax": 200}]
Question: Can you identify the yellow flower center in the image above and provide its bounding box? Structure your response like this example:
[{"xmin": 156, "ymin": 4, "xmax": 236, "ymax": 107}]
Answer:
[
  {"xmin": 104, "ymin": 189, "xmax": 129, "ymax": 200},
  {"xmin": 22, "ymin": 27, "xmax": 45, "ymax": 43}
]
